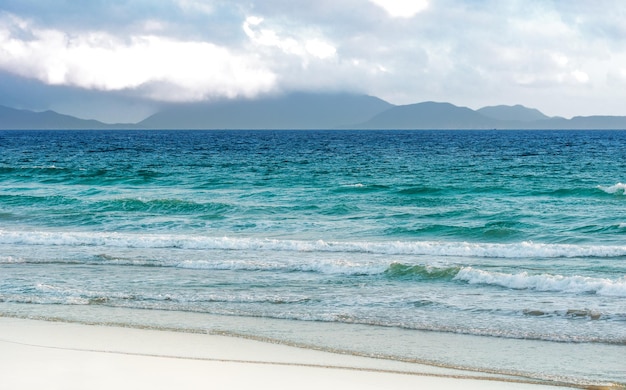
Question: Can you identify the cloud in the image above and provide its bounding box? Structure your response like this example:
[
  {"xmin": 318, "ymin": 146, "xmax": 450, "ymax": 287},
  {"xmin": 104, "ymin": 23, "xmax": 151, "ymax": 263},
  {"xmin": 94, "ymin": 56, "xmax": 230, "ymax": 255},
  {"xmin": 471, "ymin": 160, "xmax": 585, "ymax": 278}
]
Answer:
[
  {"xmin": 175, "ymin": 0, "xmax": 214, "ymax": 15},
  {"xmin": 243, "ymin": 16, "xmax": 302, "ymax": 56},
  {"xmin": 369, "ymin": 0, "xmax": 429, "ymax": 18},
  {"xmin": 243, "ymin": 16, "xmax": 336, "ymax": 60},
  {"xmin": 608, "ymin": 67, "xmax": 626, "ymax": 85},
  {"xmin": 304, "ymin": 39, "xmax": 337, "ymax": 59},
  {"xmin": 571, "ymin": 70, "xmax": 589, "ymax": 84},
  {"xmin": 0, "ymin": 13, "xmax": 276, "ymax": 101}
]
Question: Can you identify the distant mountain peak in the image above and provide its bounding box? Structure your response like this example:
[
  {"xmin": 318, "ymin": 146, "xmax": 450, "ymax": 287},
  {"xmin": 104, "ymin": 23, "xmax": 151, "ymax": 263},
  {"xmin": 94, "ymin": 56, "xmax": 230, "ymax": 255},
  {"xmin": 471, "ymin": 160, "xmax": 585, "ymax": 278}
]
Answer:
[
  {"xmin": 0, "ymin": 105, "xmax": 119, "ymax": 129},
  {"xmin": 138, "ymin": 92, "xmax": 393, "ymax": 129},
  {"xmin": 477, "ymin": 105, "xmax": 549, "ymax": 122},
  {"xmin": 355, "ymin": 101, "xmax": 496, "ymax": 129}
]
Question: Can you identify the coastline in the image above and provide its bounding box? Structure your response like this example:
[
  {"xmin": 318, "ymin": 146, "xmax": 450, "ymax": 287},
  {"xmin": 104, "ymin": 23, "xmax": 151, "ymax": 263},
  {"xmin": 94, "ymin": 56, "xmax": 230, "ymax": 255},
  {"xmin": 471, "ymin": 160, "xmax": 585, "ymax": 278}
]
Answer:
[{"xmin": 0, "ymin": 317, "xmax": 588, "ymax": 390}]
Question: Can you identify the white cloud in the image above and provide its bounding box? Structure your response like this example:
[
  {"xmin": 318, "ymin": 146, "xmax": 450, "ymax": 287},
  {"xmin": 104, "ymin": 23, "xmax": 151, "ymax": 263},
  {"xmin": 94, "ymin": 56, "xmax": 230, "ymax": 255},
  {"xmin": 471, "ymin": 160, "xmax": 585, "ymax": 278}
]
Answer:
[
  {"xmin": 571, "ymin": 70, "xmax": 589, "ymax": 84},
  {"xmin": 243, "ymin": 16, "xmax": 336, "ymax": 61},
  {"xmin": 369, "ymin": 0, "xmax": 429, "ymax": 18},
  {"xmin": 243, "ymin": 16, "xmax": 304, "ymax": 56},
  {"xmin": 0, "ymin": 14, "xmax": 276, "ymax": 101},
  {"xmin": 551, "ymin": 53, "xmax": 569, "ymax": 68},
  {"xmin": 141, "ymin": 20, "xmax": 168, "ymax": 33},
  {"xmin": 305, "ymin": 39, "xmax": 336, "ymax": 59}
]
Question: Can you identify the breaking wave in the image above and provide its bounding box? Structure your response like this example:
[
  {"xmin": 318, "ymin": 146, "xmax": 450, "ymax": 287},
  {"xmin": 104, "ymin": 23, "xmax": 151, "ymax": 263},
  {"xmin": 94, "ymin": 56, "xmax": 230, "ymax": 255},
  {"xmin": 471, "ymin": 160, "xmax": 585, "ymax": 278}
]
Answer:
[
  {"xmin": 454, "ymin": 267, "xmax": 626, "ymax": 297},
  {"xmin": 598, "ymin": 183, "xmax": 626, "ymax": 195},
  {"xmin": 2, "ymin": 230, "xmax": 626, "ymax": 259}
]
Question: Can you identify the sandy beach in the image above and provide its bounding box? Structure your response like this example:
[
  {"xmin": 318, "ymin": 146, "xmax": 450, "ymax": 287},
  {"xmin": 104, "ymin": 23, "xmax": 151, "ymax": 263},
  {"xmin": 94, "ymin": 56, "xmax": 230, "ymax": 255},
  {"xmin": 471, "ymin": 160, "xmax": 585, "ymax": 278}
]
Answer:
[{"xmin": 0, "ymin": 317, "xmax": 583, "ymax": 390}]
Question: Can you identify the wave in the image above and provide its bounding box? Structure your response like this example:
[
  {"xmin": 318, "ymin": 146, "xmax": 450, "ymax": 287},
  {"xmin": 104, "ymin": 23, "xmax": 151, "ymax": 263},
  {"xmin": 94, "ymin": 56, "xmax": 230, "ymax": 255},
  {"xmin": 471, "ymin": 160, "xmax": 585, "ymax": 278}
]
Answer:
[
  {"xmin": 0, "ymin": 194, "xmax": 231, "ymax": 214},
  {"xmin": 454, "ymin": 267, "xmax": 626, "ymax": 297},
  {"xmin": 1, "ymin": 253, "xmax": 394, "ymax": 276},
  {"xmin": 4, "ymin": 244, "xmax": 626, "ymax": 299},
  {"xmin": 3, "ymin": 230, "xmax": 626, "ymax": 259},
  {"xmin": 383, "ymin": 264, "xmax": 626, "ymax": 297},
  {"xmin": 387, "ymin": 222, "xmax": 527, "ymax": 241},
  {"xmin": 397, "ymin": 186, "xmax": 446, "ymax": 195},
  {"xmin": 384, "ymin": 263, "xmax": 461, "ymax": 279},
  {"xmin": 598, "ymin": 183, "xmax": 626, "ymax": 195},
  {"xmin": 0, "ymin": 194, "xmax": 79, "ymax": 207},
  {"xmin": 92, "ymin": 198, "xmax": 231, "ymax": 214},
  {"xmin": 333, "ymin": 183, "xmax": 390, "ymax": 193}
]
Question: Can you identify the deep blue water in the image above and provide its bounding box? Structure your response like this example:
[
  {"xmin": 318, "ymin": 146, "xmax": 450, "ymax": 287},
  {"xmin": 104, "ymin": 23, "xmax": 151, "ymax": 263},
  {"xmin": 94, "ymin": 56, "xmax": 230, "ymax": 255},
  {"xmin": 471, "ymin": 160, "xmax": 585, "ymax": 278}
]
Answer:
[{"xmin": 1, "ymin": 130, "xmax": 625, "ymax": 386}]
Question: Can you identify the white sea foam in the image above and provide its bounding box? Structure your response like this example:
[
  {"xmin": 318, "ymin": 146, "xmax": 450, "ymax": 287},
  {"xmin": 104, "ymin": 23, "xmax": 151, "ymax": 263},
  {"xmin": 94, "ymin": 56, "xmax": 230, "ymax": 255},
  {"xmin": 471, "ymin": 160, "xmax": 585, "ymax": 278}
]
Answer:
[
  {"xmin": 2, "ymin": 230, "xmax": 626, "ymax": 259},
  {"xmin": 598, "ymin": 182, "xmax": 626, "ymax": 195},
  {"xmin": 454, "ymin": 267, "xmax": 626, "ymax": 297},
  {"xmin": 176, "ymin": 258, "xmax": 388, "ymax": 275},
  {"xmin": 0, "ymin": 256, "xmax": 22, "ymax": 264}
]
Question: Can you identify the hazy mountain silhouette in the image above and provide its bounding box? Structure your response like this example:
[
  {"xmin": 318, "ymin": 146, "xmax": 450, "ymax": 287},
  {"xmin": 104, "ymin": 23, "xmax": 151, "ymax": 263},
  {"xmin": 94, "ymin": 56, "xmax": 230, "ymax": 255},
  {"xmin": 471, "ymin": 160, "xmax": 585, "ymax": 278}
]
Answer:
[
  {"xmin": 556, "ymin": 116, "xmax": 626, "ymax": 129},
  {"xmin": 2, "ymin": 93, "xmax": 626, "ymax": 130},
  {"xmin": 139, "ymin": 92, "xmax": 393, "ymax": 129},
  {"xmin": 355, "ymin": 102, "xmax": 499, "ymax": 129},
  {"xmin": 477, "ymin": 105, "xmax": 549, "ymax": 122},
  {"xmin": 355, "ymin": 102, "xmax": 626, "ymax": 129},
  {"xmin": 0, "ymin": 105, "xmax": 128, "ymax": 129}
]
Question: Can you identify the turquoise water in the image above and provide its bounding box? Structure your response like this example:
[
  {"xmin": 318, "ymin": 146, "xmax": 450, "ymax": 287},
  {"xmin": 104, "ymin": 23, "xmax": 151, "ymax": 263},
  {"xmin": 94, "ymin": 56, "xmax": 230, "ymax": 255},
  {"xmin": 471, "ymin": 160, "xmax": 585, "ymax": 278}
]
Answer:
[{"xmin": 1, "ymin": 130, "xmax": 625, "ymax": 386}]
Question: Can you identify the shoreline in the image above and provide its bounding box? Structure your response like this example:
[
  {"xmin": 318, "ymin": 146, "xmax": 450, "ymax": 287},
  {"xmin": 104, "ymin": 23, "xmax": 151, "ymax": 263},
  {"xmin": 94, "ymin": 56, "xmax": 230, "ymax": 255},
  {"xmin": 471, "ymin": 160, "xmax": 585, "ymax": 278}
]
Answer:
[{"xmin": 0, "ymin": 317, "xmax": 591, "ymax": 390}]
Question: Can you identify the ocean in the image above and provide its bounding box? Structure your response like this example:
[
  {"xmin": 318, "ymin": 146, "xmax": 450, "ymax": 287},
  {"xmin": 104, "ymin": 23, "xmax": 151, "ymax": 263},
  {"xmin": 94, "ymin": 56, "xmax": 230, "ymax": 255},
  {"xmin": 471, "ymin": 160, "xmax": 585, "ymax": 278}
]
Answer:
[{"xmin": 1, "ymin": 129, "xmax": 625, "ymax": 387}]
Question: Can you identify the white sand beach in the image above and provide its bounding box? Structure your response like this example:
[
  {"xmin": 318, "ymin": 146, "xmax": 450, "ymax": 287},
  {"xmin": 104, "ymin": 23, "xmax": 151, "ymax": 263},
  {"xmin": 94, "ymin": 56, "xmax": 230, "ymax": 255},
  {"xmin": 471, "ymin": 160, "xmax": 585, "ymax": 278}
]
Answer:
[{"xmin": 0, "ymin": 317, "xmax": 582, "ymax": 390}]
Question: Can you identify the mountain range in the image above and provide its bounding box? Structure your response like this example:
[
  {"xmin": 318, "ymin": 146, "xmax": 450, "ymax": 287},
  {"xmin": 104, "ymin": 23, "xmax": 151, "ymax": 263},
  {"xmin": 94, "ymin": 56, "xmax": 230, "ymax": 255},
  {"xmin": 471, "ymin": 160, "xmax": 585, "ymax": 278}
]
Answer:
[
  {"xmin": 2, "ymin": 92, "xmax": 626, "ymax": 130},
  {"xmin": 0, "ymin": 105, "xmax": 128, "ymax": 130}
]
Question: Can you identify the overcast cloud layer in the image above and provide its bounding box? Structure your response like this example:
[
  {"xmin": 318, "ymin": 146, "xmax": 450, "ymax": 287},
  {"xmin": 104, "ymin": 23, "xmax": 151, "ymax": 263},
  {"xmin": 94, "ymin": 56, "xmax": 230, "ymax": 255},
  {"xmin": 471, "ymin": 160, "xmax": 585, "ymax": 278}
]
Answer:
[{"xmin": 1, "ymin": 0, "xmax": 625, "ymax": 122}]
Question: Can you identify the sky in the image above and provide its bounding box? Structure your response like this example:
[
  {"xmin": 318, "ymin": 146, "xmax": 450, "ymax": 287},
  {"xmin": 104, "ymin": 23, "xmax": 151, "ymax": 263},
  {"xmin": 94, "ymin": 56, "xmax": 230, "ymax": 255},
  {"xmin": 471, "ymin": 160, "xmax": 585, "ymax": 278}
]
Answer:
[{"xmin": 1, "ymin": 0, "xmax": 625, "ymax": 123}]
